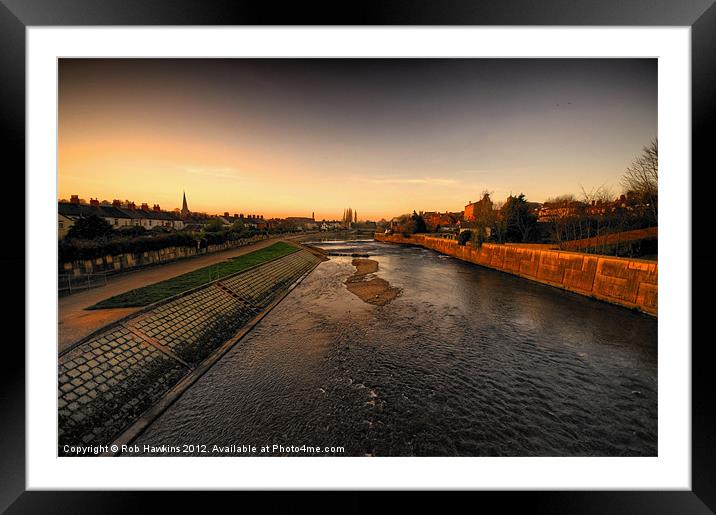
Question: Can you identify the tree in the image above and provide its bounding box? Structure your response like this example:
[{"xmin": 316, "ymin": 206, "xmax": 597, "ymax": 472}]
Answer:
[
  {"xmin": 621, "ymin": 139, "xmax": 657, "ymax": 223},
  {"xmin": 500, "ymin": 194, "xmax": 537, "ymax": 242},
  {"xmin": 117, "ymin": 225, "xmax": 147, "ymax": 238},
  {"xmin": 394, "ymin": 212, "xmax": 426, "ymax": 235},
  {"xmin": 411, "ymin": 210, "xmax": 427, "ymax": 233},
  {"xmin": 203, "ymin": 218, "xmax": 225, "ymax": 233},
  {"xmin": 65, "ymin": 215, "xmax": 113, "ymax": 240}
]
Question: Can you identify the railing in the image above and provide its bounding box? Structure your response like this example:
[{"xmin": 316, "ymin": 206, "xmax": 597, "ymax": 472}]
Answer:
[{"xmin": 58, "ymin": 272, "xmax": 108, "ymax": 295}]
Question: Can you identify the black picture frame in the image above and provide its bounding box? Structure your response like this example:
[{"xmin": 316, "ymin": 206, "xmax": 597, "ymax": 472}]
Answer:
[{"xmin": 2, "ymin": 1, "xmax": 714, "ymax": 512}]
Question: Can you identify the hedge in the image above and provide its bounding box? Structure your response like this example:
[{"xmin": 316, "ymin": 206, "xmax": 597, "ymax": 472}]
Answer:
[{"xmin": 59, "ymin": 232, "xmax": 198, "ymax": 262}]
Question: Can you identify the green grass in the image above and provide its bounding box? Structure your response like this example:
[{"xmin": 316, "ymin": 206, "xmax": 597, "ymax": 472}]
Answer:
[{"xmin": 88, "ymin": 242, "xmax": 300, "ymax": 309}]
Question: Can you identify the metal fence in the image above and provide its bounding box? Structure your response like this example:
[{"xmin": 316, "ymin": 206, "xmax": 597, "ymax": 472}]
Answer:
[{"xmin": 58, "ymin": 272, "xmax": 108, "ymax": 295}]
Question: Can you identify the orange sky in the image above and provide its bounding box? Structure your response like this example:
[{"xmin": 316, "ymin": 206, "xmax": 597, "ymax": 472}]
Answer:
[{"xmin": 58, "ymin": 59, "xmax": 657, "ymax": 220}]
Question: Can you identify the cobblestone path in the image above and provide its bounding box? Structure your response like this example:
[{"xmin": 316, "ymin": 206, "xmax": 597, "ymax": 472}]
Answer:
[{"xmin": 58, "ymin": 248, "xmax": 324, "ymax": 452}]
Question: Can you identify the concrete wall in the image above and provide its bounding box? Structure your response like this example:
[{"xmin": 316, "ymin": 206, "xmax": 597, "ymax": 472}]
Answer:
[
  {"xmin": 375, "ymin": 233, "xmax": 657, "ymax": 316},
  {"xmin": 60, "ymin": 234, "xmax": 271, "ymax": 276}
]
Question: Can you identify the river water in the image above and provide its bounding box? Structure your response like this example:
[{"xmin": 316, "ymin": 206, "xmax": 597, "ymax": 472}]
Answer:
[{"xmin": 135, "ymin": 238, "xmax": 657, "ymax": 456}]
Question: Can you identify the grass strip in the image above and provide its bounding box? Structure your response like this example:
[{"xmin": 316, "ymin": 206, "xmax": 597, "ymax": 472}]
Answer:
[{"xmin": 88, "ymin": 242, "xmax": 299, "ymax": 309}]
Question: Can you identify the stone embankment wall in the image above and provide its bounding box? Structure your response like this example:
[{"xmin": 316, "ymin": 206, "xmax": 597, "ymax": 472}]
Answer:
[
  {"xmin": 60, "ymin": 234, "xmax": 273, "ymax": 276},
  {"xmin": 375, "ymin": 233, "xmax": 657, "ymax": 316}
]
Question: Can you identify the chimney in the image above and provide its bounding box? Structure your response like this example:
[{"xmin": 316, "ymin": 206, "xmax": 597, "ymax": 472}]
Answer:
[
  {"xmin": 261, "ymin": 215, "xmax": 264, "ymax": 220},
  {"xmin": 224, "ymin": 212, "xmax": 229, "ymax": 217},
  {"xmin": 89, "ymin": 198, "xmax": 100, "ymax": 207},
  {"xmin": 112, "ymin": 199, "xmax": 122, "ymax": 207},
  {"xmin": 153, "ymin": 204, "xmax": 161, "ymax": 212},
  {"xmin": 234, "ymin": 213, "xmax": 239, "ymax": 218},
  {"xmin": 127, "ymin": 202, "xmax": 136, "ymax": 210},
  {"xmin": 240, "ymin": 213, "xmax": 244, "ymax": 219},
  {"xmin": 141, "ymin": 203, "xmax": 149, "ymax": 211},
  {"xmin": 70, "ymin": 195, "xmax": 80, "ymax": 205}
]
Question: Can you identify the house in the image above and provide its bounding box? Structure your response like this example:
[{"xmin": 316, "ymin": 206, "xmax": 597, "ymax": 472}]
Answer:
[
  {"xmin": 464, "ymin": 195, "xmax": 493, "ymax": 222},
  {"xmin": 58, "ymin": 196, "xmax": 184, "ymax": 239},
  {"xmin": 423, "ymin": 211, "xmax": 461, "ymax": 231},
  {"xmin": 58, "ymin": 213, "xmax": 75, "ymax": 240},
  {"xmin": 285, "ymin": 216, "xmax": 318, "ymax": 231},
  {"xmin": 58, "ymin": 198, "xmax": 135, "ymax": 238},
  {"xmin": 115, "ymin": 202, "xmax": 185, "ymax": 230}
]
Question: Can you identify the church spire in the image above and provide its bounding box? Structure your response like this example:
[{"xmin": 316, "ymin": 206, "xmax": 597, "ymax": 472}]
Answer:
[{"xmin": 181, "ymin": 191, "xmax": 190, "ymax": 217}]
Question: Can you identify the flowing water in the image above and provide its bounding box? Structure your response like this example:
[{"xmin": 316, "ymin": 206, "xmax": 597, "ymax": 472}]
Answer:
[{"xmin": 134, "ymin": 238, "xmax": 657, "ymax": 456}]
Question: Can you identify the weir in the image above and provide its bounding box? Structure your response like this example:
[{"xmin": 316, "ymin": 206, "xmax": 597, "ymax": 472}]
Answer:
[
  {"xmin": 58, "ymin": 247, "xmax": 326, "ymax": 452},
  {"xmin": 375, "ymin": 233, "xmax": 657, "ymax": 316}
]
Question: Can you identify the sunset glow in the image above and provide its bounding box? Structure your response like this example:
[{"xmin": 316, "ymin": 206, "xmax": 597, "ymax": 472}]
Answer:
[{"xmin": 59, "ymin": 59, "xmax": 657, "ymax": 219}]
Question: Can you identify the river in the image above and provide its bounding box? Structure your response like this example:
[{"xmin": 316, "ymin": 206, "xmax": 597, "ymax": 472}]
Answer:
[{"xmin": 134, "ymin": 238, "xmax": 657, "ymax": 456}]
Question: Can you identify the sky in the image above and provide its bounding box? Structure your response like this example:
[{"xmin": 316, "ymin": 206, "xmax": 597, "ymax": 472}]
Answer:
[{"xmin": 58, "ymin": 58, "xmax": 657, "ymax": 220}]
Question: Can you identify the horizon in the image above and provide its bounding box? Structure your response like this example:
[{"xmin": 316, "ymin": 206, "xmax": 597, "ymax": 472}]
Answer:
[{"xmin": 58, "ymin": 58, "xmax": 657, "ymax": 220}]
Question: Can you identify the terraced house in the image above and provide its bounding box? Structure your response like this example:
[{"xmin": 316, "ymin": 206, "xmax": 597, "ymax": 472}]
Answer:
[{"xmin": 58, "ymin": 195, "xmax": 184, "ymax": 239}]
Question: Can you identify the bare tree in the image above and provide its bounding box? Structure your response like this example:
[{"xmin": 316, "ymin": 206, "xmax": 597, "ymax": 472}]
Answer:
[
  {"xmin": 621, "ymin": 139, "xmax": 658, "ymax": 222},
  {"xmin": 579, "ymin": 184, "xmax": 614, "ymax": 243}
]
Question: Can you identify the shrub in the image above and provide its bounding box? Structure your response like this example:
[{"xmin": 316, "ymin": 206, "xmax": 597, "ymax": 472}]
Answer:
[
  {"xmin": 59, "ymin": 231, "xmax": 198, "ymax": 262},
  {"xmin": 203, "ymin": 219, "xmax": 225, "ymax": 233},
  {"xmin": 65, "ymin": 215, "xmax": 114, "ymax": 240},
  {"xmin": 117, "ymin": 225, "xmax": 147, "ymax": 237},
  {"xmin": 458, "ymin": 230, "xmax": 472, "ymax": 246}
]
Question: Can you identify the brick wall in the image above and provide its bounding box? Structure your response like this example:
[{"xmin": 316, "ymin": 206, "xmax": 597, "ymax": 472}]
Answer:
[{"xmin": 375, "ymin": 233, "xmax": 657, "ymax": 316}]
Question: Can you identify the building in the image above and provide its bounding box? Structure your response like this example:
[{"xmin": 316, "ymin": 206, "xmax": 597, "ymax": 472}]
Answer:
[
  {"xmin": 58, "ymin": 198, "xmax": 135, "ymax": 238},
  {"xmin": 181, "ymin": 191, "xmax": 190, "ymax": 218},
  {"xmin": 536, "ymin": 200, "xmax": 584, "ymax": 222},
  {"xmin": 464, "ymin": 194, "xmax": 493, "ymax": 222},
  {"xmin": 285, "ymin": 216, "xmax": 318, "ymax": 231},
  {"xmin": 423, "ymin": 211, "xmax": 461, "ymax": 232},
  {"xmin": 58, "ymin": 196, "xmax": 184, "ymax": 239},
  {"xmin": 58, "ymin": 213, "xmax": 74, "ymax": 240},
  {"xmin": 124, "ymin": 203, "xmax": 185, "ymax": 230}
]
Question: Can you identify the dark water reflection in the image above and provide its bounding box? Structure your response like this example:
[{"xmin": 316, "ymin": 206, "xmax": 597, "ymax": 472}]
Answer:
[{"xmin": 135, "ymin": 239, "xmax": 657, "ymax": 456}]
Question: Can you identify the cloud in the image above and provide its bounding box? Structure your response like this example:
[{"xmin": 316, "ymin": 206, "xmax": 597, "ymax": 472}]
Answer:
[
  {"xmin": 353, "ymin": 169, "xmax": 491, "ymax": 187},
  {"xmin": 181, "ymin": 166, "xmax": 240, "ymax": 179},
  {"xmin": 458, "ymin": 169, "xmax": 491, "ymax": 175},
  {"xmin": 356, "ymin": 174, "xmax": 458, "ymax": 186}
]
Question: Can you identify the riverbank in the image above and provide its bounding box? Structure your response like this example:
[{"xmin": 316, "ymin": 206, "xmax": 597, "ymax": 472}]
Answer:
[
  {"xmin": 58, "ymin": 234, "xmax": 334, "ymax": 351},
  {"xmin": 58, "ymin": 245, "xmax": 326, "ymax": 453},
  {"xmin": 375, "ymin": 233, "xmax": 657, "ymax": 316}
]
